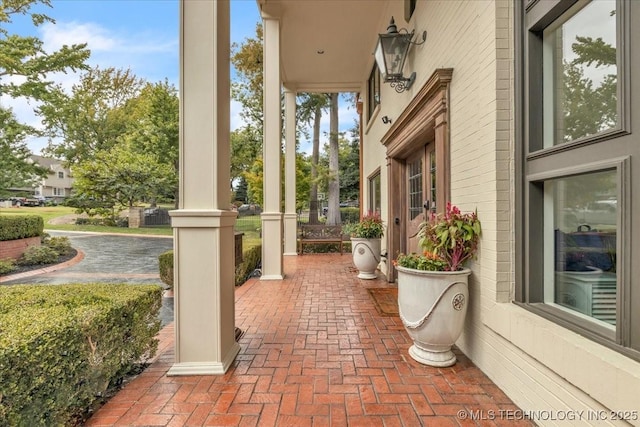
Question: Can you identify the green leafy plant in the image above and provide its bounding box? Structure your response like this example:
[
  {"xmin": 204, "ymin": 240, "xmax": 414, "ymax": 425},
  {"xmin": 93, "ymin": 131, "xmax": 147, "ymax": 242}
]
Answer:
[
  {"xmin": 43, "ymin": 236, "xmax": 73, "ymax": 256},
  {"xmin": 343, "ymin": 212, "xmax": 384, "ymax": 239},
  {"xmin": 0, "ymin": 258, "xmax": 16, "ymax": 275},
  {"xmin": 395, "ymin": 202, "xmax": 481, "ymax": 271},
  {"xmin": 18, "ymin": 245, "xmax": 59, "ymax": 266},
  {"xmin": 395, "ymin": 252, "xmax": 447, "ymax": 271}
]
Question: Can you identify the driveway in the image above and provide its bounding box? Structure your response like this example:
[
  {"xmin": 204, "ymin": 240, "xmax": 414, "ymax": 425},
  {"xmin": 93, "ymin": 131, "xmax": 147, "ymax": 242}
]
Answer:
[{"xmin": 2, "ymin": 231, "xmax": 174, "ymax": 325}]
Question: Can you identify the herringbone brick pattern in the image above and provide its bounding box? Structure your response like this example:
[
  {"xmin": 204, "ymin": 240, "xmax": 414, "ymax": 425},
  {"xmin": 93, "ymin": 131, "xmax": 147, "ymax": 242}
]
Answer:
[{"xmin": 86, "ymin": 254, "xmax": 533, "ymax": 426}]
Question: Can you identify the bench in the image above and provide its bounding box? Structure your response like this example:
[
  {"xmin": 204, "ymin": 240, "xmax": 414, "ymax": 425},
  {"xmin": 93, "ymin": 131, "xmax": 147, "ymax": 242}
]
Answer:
[{"xmin": 298, "ymin": 224, "xmax": 349, "ymax": 255}]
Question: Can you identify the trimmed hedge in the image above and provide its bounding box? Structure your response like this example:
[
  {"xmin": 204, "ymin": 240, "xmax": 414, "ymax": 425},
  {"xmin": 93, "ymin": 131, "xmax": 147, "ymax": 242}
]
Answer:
[
  {"xmin": 235, "ymin": 244, "xmax": 261, "ymax": 286},
  {"xmin": 158, "ymin": 250, "xmax": 173, "ymax": 289},
  {"xmin": 0, "ymin": 215, "xmax": 44, "ymax": 241},
  {"xmin": 158, "ymin": 245, "xmax": 262, "ymax": 288},
  {"xmin": 0, "ymin": 283, "xmax": 163, "ymax": 426}
]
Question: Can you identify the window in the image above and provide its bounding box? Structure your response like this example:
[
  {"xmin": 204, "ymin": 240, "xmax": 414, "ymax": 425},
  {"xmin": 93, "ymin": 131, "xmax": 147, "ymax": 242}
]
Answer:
[
  {"xmin": 540, "ymin": 1, "xmax": 619, "ymax": 148},
  {"xmin": 407, "ymin": 157, "xmax": 422, "ymax": 221},
  {"xmin": 368, "ymin": 170, "xmax": 381, "ymax": 214},
  {"xmin": 518, "ymin": 0, "xmax": 639, "ymax": 359},
  {"xmin": 54, "ymin": 188, "xmax": 64, "ymax": 196},
  {"xmin": 367, "ymin": 65, "xmax": 380, "ymax": 122},
  {"xmin": 58, "ymin": 171, "xmax": 64, "ymax": 179}
]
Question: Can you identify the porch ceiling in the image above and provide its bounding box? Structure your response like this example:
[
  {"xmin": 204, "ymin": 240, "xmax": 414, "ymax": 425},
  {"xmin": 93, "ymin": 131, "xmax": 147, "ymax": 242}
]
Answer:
[{"xmin": 258, "ymin": 0, "xmax": 387, "ymax": 92}]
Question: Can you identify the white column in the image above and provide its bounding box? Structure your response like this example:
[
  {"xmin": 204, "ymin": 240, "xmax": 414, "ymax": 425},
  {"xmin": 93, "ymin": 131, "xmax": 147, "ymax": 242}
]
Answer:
[
  {"xmin": 260, "ymin": 13, "xmax": 284, "ymax": 279},
  {"xmin": 168, "ymin": 0, "xmax": 239, "ymax": 375},
  {"xmin": 283, "ymin": 87, "xmax": 298, "ymax": 255}
]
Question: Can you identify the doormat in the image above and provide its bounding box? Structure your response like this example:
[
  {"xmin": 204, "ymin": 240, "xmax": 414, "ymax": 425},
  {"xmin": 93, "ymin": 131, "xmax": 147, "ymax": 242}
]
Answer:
[{"xmin": 367, "ymin": 287, "xmax": 399, "ymax": 316}]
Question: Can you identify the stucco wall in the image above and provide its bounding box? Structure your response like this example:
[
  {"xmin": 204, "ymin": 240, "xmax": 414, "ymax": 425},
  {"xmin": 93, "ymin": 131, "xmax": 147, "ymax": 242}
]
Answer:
[{"xmin": 363, "ymin": 1, "xmax": 640, "ymax": 425}]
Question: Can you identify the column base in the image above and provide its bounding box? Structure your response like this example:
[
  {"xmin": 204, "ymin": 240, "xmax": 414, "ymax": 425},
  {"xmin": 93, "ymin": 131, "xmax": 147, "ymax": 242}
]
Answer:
[
  {"xmin": 260, "ymin": 274, "xmax": 285, "ymax": 280},
  {"xmin": 167, "ymin": 342, "xmax": 241, "ymax": 376}
]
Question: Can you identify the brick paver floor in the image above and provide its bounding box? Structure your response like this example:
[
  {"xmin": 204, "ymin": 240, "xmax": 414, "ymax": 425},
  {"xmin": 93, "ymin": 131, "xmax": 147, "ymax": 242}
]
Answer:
[{"xmin": 86, "ymin": 254, "xmax": 533, "ymax": 426}]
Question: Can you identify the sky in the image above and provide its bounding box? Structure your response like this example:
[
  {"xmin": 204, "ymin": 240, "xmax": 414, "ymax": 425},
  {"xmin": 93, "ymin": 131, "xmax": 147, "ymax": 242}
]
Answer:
[{"xmin": 2, "ymin": 0, "xmax": 356, "ymax": 156}]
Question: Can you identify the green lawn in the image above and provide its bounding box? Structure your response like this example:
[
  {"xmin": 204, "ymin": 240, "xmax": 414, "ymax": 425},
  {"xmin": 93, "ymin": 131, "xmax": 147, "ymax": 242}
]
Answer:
[
  {"xmin": 0, "ymin": 206, "xmax": 262, "ymax": 246},
  {"xmin": 0, "ymin": 206, "xmax": 173, "ymax": 236}
]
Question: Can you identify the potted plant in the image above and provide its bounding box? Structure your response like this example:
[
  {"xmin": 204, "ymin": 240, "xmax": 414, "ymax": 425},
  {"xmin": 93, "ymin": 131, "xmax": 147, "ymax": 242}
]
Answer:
[
  {"xmin": 344, "ymin": 212, "xmax": 384, "ymax": 279},
  {"xmin": 394, "ymin": 202, "xmax": 481, "ymax": 367}
]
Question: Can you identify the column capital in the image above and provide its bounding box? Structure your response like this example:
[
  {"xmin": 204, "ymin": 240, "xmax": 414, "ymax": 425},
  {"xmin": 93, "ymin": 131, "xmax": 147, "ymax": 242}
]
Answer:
[
  {"xmin": 260, "ymin": 3, "xmax": 282, "ymax": 20},
  {"xmin": 283, "ymin": 84, "xmax": 297, "ymax": 94}
]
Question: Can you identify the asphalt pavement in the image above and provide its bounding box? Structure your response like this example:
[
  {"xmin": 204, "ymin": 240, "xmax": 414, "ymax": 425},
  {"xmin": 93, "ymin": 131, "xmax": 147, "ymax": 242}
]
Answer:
[{"xmin": 2, "ymin": 231, "xmax": 175, "ymax": 325}]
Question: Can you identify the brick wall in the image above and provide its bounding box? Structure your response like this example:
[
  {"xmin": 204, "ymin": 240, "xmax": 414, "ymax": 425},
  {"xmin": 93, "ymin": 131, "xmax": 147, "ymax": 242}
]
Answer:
[{"xmin": 0, "ymin": 236, "xmax": 41, "ymax": 260}]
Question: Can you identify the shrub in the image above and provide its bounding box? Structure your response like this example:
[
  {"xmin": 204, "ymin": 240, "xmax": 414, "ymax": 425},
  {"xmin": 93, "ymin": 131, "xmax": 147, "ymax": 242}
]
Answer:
[
  {"xmin": 235, "ymin": 244, "xmax": 261, "ymax": 286},
  {"xmin": 43, "ymin": 236, "xmax": 73, "ymax": 256},
  {"xmin": 0, "ymin": 283, "xmax": 162, "ymax": 426},
  {"xmin": 158, "ymin": 246, "xmax": 262, "ymax": 287},
  {"xmin": 18, "ymin": 246, "xmax": 59, "ymax": 266},
  {"xmin": 75, "ymin": 217, "xmax": 104, "ymax": 226},
  {"xmin": 0, "ymin": 216, "xmax": 44, "ymax": 241},
  {"xmin": 158, "ymin": 250, "xmax": 173, "ymax": 289},
  {"xmin": 0, "ymin": 258, "xmax": 16, "ymax": 275}
]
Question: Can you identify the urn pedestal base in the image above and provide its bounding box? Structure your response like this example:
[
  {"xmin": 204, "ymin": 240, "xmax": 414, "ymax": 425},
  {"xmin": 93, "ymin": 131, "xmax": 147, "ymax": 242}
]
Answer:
[{"xmin": 409, "ymin": 343, "xmax": 457, "ymax": 367}]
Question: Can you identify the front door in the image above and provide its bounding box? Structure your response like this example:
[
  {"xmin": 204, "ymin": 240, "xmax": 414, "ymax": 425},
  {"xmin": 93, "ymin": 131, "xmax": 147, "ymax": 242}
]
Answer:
[{"xmin": 406, "ymin": 144, "xmax": 436, "ymax": 254}]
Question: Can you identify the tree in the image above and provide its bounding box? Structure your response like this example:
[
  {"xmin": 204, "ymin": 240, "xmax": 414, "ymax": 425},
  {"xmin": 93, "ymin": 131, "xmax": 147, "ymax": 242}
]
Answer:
[
  {"xmin": 71, "ymin": 143, "xmax": 176, "ymax": 219},
  {"xmin": 561, "ymin": 36, "xmax": 617, "ymax": 144},
  {"xmin": 339, "ymin": 125, "xmax": 360, "ymax": 203},
  {"xmin": 231, "ymin": 22, "xmax": 274, "ymax": 204},
  {"xmin": 1, "ymin": 0, "xmax": 89, "ymax": 101},
  {"xmin": 124, "ymin": 79, "xmax": 179, "ymax": 206},
  {"xmin": 1, "ymin": 0, "xmax": 89, "ymax": 188},
  {"xmin": 243, "ymin": 157, "xmax": 264, "ymax": 206},
  {"xmin": 231, "ymin": 22, "xmax": 264, "ymax": 136},
  {"xmin": 39, "ymin": 67, "xmax": 144, "ymax": 164},
  {"xmin": 295, "ymin": 152, "xmax": 312, "ymax": 211},
  {"xmin": 0, "ymin": 107, "xmax": 48, "ymax": 192},
  {"xmin": 231, "ymin": 127, "xmax": 261, "ymax": 184},
  {"xmin": 319, "ymin": 130, "xmax": 359, "ymax": 205},
  {"xmin": 243, "ymin": 153, "xmax": 312, "ymax": 211},
  {"xmin": 297, "ymin": 93, "xmax": 329, "ymax": 223},
  {"xmin": 234, "ymin": 176, "xmax": 248, "ymax": 203},
  {"xmin": 326, "ymin": 93, "xmax": 340, "ymax": 225}
]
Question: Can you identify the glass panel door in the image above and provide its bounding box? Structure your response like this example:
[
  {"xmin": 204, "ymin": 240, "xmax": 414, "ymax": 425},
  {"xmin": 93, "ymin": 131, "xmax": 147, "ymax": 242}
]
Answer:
[{"xmin": 406, "ymin": 145, "xmax": 435, "ymax": 254}]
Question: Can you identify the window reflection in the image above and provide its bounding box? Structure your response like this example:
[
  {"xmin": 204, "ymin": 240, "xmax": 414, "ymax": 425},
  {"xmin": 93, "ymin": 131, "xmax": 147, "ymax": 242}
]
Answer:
[
  {"xmin": 545, "ymin": 170, "xmax": 617, "ymax": 326},
  {"xmin": 543, "ymin": 1, "xmax": 618, "ymax": 147}
]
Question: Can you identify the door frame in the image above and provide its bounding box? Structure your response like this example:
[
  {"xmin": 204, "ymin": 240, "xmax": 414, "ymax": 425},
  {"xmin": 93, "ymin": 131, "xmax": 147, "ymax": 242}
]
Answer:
[{"xmin": 382, "ymin": 68, "xmax": 453, "ymax": 282}]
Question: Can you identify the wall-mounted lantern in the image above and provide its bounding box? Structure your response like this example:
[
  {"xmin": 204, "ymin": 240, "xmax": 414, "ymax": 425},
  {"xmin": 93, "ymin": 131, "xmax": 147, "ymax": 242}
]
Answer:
[{"xmin": 374, "ymin": 17, "xmax": 426, "ymax": 93}]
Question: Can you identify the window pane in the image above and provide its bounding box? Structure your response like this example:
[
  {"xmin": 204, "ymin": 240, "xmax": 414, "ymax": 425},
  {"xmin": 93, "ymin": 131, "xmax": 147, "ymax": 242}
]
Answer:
[
  {"xmin": 367, "ymin": 66, "xmax": 380, "ymax": 121},
  {"xmin": 407, "ymin": 158, "xmax": 422, "ymax": 220},
  {"xmin": 429, "ymin": 149, "xmax": 436, "ymax": 213},
  {"xmin": 544, "ymin": 170, "xmax": 617, "ymax": 327},
  {"xmin": 369, "ymin": 173, "xmax": 381, "ymax": 215},
  {"xmin": 542, "ymin": 1, "xmax": 618, "ymax": 147}
]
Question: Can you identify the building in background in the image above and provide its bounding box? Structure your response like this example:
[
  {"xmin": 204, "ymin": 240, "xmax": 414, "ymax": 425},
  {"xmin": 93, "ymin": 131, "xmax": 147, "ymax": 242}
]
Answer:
[{"xmin": 30, "ymin": 155, "xmax": 73, "ymax": 202}]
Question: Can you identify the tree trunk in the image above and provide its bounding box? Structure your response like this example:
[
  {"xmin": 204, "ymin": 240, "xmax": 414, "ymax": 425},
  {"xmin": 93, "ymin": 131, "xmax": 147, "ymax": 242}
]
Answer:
[
  {"xmin": 308, "ymin": 104, "xmax": 321, "ymax": 224},
  {"xmin": 327, "ymin": 93, "xmax": 340, "ymax": 226}
]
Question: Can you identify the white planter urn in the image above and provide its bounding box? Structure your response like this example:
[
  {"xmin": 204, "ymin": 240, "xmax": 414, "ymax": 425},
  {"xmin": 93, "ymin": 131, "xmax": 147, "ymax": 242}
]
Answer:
[
  {"xmin": 350, "ymin": 238, "xmax": 381, "ymax": 279},
  {"xmin": 396, "ymin": 265, "xmax": 471, "ymax": 367}
]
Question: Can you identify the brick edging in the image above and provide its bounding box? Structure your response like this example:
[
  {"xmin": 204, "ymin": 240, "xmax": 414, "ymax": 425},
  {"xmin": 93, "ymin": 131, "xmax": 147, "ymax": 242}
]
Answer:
[{"xmin": 0, "ymin": 249, "xmax": 85, "ymax": 283}]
